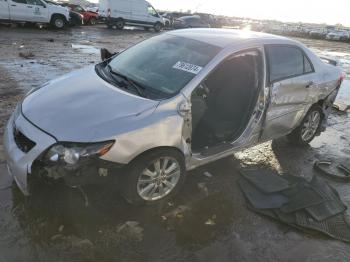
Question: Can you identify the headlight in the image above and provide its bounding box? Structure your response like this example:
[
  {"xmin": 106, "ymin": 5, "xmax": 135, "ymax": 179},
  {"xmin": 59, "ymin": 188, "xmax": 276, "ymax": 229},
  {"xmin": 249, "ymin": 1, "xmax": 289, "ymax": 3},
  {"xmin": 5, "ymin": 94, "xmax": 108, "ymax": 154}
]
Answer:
[{"xmin": 45, "ymin": 141, "xmax": 114, "ymax": 166}]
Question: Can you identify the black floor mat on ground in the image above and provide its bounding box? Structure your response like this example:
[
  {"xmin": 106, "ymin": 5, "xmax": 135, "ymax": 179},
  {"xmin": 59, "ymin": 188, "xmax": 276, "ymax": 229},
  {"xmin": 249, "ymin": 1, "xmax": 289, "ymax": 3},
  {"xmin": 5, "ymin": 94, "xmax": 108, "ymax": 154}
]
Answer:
[
  {"xmin": 240, "ymin": 169, "xmax": 290, "ymax": 193},
  {"xmin": 280, "ymin": 186, "xmax": 324, "ymax": 213},
  {"xmin": 238, "ymin": 178, "xmax": 289, "ymax": 209},
  {"xmin": 240, "ymin": 170, "xmax": 350, "ymax": 243},
  {"xmin": 305, "ymin": 176, "xmax": 347, "ymax": 221},
  {"xmin": 296, "ymin": 210, "xmax": 350, "ymax": 242}
]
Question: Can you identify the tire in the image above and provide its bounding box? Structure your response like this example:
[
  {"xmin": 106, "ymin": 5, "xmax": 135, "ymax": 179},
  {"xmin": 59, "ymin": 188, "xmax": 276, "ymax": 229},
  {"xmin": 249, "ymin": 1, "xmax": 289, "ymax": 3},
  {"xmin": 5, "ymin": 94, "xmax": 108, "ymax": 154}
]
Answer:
[
  {"xmin": 51, "ymin": 15, "xmax": 66, "ymax": 29},
  {"xmin": 115, "ymin": 19, "xmax": 125, "ymax": 30},
  {"xmin": 89, "ymin": 18, "xmax": 97, "ymax": 25},
  {"xmin": 287, "ymin": 105, "xmax": 323, "ymax": 146},
  {"xmin": 120, "ymin": 149, "xmax": 186, "ymax": 205},
  {"xmin": 154, "ymin": 22, "xmax": 163, "ymax": 32}
]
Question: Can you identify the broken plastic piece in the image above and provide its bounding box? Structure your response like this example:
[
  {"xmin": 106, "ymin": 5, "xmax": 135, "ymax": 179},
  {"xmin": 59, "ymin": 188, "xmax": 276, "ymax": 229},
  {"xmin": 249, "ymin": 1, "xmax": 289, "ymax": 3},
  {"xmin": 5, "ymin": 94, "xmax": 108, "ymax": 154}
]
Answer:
[{"xmin": 314, "ymin": 160, "xmax": 350, "ymax": 181}]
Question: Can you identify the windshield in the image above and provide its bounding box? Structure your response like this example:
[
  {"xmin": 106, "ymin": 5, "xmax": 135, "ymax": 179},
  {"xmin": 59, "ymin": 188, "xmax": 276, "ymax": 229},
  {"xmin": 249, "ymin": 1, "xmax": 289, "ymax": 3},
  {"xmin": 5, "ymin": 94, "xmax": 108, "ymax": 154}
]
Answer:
[{"xmin": 107, "ymin": 34, "xmax": 221, "ymax": 99}]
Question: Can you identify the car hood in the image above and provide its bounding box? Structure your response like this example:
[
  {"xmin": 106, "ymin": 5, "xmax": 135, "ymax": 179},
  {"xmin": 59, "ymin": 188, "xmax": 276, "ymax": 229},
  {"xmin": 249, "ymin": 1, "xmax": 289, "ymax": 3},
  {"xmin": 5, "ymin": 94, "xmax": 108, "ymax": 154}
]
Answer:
[{"xmin": 22, "ymin": 66, "xmax": 159, "ymax": 142}]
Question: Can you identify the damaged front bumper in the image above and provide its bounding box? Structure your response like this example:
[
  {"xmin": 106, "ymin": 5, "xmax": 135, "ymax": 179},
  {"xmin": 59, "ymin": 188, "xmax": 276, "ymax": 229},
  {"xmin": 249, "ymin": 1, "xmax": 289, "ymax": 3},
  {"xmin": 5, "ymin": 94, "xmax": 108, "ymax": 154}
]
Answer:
[
  {"xmin": 3, "ymin": 111, "xmax": 56, "ymax": 195},
  {"xmin": 3, "ymin": 111, "xmax": 124, "ymax": 195}
]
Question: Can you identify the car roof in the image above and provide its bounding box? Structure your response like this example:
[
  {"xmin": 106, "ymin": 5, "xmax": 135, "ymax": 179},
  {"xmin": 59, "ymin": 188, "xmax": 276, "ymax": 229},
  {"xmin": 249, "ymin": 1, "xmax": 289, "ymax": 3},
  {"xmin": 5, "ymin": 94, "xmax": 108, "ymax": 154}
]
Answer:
[{"xmin": 167, "ymin": 28, "xmax": 298, "ymax": 48}]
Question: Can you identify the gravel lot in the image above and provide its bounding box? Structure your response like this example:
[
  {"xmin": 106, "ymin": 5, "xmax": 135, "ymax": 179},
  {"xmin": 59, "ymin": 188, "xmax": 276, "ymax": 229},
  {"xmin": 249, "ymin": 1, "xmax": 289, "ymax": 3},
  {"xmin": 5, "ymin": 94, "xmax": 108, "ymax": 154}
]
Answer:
[{"xmin": 0, "ymin": 25, "xmax": 349, "ymax": 262}]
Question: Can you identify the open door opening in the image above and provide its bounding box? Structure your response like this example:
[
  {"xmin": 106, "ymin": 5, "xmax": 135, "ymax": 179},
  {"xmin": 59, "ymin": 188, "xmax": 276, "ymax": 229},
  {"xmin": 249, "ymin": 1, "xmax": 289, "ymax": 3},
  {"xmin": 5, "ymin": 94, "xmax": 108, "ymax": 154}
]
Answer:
[{"xmin": 191, "ymin": 49, "xmax": 263, "ymax": 152}]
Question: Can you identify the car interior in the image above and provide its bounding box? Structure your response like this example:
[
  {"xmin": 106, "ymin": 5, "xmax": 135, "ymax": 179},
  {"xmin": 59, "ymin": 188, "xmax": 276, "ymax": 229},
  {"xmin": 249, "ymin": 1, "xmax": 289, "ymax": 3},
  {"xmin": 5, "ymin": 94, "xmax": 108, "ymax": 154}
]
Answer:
[{"xmin": 191, "ymin": 50, "xmax": 263, "ymax": 152}]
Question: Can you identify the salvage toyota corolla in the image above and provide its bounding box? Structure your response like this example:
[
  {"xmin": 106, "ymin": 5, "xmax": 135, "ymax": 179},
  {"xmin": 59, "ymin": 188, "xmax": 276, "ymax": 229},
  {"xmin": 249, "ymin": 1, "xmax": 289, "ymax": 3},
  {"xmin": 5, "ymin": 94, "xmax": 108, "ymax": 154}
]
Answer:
[{"xmin": 3, "ymin": 29, "xmax": 343, "ymax": 204}]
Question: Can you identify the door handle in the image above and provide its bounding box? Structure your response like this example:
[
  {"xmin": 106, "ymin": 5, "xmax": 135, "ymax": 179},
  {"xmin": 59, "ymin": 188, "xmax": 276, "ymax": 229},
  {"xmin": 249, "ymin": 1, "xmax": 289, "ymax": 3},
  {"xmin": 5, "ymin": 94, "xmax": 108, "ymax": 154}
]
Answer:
[
  {"xmin": 27, "ymin": 6, "xmax": 33, "ymax": 8},
  {"xmin": 305, "ymin": 81, "xmax": 314, "ymax": 88},
  {"xmin": 11, "ymin": 4, "xmax": 16, "ymax": 6}
]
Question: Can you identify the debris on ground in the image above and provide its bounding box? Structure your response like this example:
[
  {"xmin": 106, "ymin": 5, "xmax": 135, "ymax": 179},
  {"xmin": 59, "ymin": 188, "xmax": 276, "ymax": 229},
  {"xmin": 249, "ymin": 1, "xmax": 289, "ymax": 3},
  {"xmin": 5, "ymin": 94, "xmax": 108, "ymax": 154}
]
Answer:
[
  {"xmin": 239, "ymin": 169, "xmax": 350, "ymax": 242},
  {"xmin": 205, "ymin": 215, "xmax": 217, "ymax": 226},
  {"xmin": 163, "ymin": 205, "xmax": 190, "ymax": 220},
  {"xmin": 314, "ymin": 160, "xmax": 350, "ymax": 181},
  {"xmin": 71, "ymin": 238, "xmax": 94, "ymax": 249},
  {"xmin": 116, "ymin": 221, "xmax": 144, "ymax": 242},
  {"xmin": 197, "ymin": 182, "xmax": 209, "ymax": 196},
  {"xmin": 50, "ymin": 234, "xmax": 63, "ymax": 242},
  {"xmin": 18, "ymin": 51, "xmax": 35, "ymax": 59},
  {"xmin": 203, "ymin": 171, "xmax": 213, "ymax": 178},
  {"xmin": 58, "ymin": 225, "xmax": 64, "ymax": 232}
]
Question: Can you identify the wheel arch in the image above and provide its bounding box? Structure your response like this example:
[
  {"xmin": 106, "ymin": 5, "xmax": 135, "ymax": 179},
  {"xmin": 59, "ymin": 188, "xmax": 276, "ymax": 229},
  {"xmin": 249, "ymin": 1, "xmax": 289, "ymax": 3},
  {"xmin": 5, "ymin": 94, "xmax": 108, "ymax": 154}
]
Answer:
[
  {"xmin": 127, "ymin": 146, "xmax": 185, "ymax": 166},
  {"xmin": 50, "ymin": 13, "xmax": 68, "ymax": 23}
]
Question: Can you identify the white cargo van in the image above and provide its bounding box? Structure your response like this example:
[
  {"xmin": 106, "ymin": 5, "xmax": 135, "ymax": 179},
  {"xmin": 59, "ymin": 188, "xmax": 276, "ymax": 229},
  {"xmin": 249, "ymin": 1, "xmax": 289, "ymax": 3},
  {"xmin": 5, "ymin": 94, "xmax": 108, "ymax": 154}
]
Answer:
[
  {"xmin": 0, "ymin": 0, "xmax": 70, "ymax": 29},
  {"xmin": 99, "ymin": 0, "xmax": 164, "ymax": 32}
]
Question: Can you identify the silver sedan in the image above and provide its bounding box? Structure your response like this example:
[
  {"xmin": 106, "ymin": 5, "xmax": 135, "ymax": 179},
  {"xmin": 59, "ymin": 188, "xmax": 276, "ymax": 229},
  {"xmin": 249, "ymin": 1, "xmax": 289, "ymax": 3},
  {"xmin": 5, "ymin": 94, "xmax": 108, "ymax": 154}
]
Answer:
[{"xmin": 3, "ymin": 29, "xmax": 343, "ymax": 204}]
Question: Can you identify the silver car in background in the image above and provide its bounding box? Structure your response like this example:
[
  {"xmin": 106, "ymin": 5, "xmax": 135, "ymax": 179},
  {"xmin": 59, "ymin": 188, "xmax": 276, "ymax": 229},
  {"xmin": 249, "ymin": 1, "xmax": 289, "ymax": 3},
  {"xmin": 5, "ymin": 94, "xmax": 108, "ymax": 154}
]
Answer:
[{"xmin": 3, "ymin": 29, "xmax": 343, "ymax": 204}]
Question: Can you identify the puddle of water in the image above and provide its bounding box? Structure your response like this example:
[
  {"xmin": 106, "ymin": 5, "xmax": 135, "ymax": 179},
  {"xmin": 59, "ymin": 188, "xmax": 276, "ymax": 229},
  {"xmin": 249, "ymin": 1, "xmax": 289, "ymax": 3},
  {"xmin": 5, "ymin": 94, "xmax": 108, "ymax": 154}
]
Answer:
[{"xmin": 72, "ymin": 44, "xmax": 101, "ymax": 55}]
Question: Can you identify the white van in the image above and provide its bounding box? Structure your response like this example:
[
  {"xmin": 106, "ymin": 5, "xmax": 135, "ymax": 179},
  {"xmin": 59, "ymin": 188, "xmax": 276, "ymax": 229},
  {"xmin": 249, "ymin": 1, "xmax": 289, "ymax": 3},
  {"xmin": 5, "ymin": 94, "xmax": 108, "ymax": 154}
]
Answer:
[
  {"xmin": 99, "ymin": 0, "xmax": 164, "ymax": 32},
  {"xmin": 0, "ymin": 0, "xmax": 70, "ymax": 29}
]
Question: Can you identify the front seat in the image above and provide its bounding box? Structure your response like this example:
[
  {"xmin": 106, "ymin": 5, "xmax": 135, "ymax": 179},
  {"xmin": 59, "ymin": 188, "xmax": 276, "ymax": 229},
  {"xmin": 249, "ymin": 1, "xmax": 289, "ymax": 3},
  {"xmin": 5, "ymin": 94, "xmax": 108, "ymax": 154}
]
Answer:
[{"xmin": 199, "ymin": 56, "xmax": 256, "ymax": 142}]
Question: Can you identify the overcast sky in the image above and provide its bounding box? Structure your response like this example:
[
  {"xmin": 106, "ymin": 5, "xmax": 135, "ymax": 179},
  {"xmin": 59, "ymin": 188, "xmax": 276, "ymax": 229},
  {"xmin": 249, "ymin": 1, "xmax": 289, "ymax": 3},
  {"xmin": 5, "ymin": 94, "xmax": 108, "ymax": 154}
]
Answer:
[{"xmin": 140, "ymin": 0, "xmax": 349, "ymax": 26}]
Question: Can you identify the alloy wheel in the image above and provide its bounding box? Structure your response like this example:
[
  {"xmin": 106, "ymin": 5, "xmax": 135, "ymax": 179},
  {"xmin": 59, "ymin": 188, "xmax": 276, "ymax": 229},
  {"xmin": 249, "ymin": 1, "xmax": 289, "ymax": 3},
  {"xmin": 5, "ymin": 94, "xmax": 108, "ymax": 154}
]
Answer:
[
  {"xmin": 55, "ymin": 19, "xmax": 64, "ymax": 28},
  {"xmin": 137, "ymin": 157, "xmax": 181, "ymax": 201},
  {"xmin": 301, "ymin": 111, "xmax": 321, "ymax": 142}
]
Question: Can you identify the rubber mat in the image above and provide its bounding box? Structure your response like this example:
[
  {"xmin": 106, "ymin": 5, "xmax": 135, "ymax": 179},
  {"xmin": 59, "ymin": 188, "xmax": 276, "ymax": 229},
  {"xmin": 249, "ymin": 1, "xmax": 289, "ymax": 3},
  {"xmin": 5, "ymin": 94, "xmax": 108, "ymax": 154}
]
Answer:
[
  {"xmin": 240, "ymin": 169, "xmax": 290, "ymax": 193},
  {"xmin": 281, "ymin": 177, "xmax": 308, "ymax": 198},
  {"xmin": 305, "ymin": 176, "xmax": 347, "ymax": 221},
  {"xmin": 280, "ymin": 186, "xmax": 324, "ymax": 213},
  {"xmin": 274, "ymin": 209, "xmax": 297, "ymax": 225},
  {"xmin": 247, "ymin": 203, "xmax": 278, "ymax": 220},
  {"xmin": 296, "ymin": 210, "xmax": 350, "ymax": 242},
  {"xmin": 238, "ymin": 178, "xmax": 289, "ymax": 209}
]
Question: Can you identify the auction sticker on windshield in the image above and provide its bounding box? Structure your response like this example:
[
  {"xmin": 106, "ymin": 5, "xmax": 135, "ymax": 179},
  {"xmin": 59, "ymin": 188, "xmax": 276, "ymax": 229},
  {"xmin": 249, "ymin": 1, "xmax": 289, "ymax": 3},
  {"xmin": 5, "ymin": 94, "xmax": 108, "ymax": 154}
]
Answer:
[{"xmin": 173, "ymin": 61, "xmax": 203, "ymax": 75}]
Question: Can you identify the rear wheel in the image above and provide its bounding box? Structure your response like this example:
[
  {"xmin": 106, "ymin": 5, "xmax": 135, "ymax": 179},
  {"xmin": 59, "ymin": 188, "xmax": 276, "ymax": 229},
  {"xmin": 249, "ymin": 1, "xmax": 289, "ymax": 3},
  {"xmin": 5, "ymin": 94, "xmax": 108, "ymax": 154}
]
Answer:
[
  {"xmin": 51, "ymin": 15, "xmax": 66, "ymax": 29},
  {"xmin": 120, "ymin": 149, "xmax": 186, "ymax": 205},
  {"xmin": 116, "ymin": 19, "xmax": 125, "ymax": 30},
  {"xmin": 287, "ymin": 105, "xmax": 323, "ymax": 146},
  {"xmin": 89, "ymin": 17, "xmax": 97, "ymax": 25},
  {"xmin": 154, "ymin": 22, "xmax": 163, "ymax": 32}
]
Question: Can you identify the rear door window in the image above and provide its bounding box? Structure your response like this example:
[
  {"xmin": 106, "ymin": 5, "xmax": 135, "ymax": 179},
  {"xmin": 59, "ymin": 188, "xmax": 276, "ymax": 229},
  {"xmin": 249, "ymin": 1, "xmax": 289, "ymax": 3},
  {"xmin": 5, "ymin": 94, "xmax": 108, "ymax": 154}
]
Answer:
[{"xmin": 266, "ymin": 45, "xmax": 313, "ymax": 83}]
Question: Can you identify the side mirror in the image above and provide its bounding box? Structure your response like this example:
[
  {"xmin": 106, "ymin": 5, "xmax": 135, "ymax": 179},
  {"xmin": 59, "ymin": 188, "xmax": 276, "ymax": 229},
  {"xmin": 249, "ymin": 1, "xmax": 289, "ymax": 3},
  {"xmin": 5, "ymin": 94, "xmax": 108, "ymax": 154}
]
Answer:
[{"xmin": 100, "ymin": 48, "xmax": 116, "ymax": 61}]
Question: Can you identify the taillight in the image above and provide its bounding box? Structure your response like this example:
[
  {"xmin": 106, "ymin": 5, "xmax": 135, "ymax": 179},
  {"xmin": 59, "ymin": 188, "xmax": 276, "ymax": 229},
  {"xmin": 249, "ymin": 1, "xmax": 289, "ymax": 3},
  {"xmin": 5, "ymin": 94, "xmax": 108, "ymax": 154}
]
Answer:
[
  {"xmin": 107, "ymin": 8, "xmax": 111, "ymax": 17},
  {"xmin": 340, "ymin": 72, "xmax": 345, "ymax": 82}
]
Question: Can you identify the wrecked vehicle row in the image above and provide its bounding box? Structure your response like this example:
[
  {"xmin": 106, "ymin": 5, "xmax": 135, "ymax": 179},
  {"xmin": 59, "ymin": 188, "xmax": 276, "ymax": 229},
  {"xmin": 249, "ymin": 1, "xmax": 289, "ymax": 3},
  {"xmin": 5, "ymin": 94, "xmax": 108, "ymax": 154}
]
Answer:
[{"xmin": 3, "ymin": 29, "xmax": 344, "ymax": 205}]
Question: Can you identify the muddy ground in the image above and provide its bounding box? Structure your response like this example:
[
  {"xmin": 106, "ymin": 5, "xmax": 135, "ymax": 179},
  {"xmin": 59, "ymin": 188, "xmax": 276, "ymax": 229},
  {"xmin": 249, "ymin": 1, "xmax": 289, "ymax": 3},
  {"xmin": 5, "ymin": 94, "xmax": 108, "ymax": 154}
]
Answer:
[{"xmin": 0, "ymin": 25, "xmax": 349, "ymax": 262}]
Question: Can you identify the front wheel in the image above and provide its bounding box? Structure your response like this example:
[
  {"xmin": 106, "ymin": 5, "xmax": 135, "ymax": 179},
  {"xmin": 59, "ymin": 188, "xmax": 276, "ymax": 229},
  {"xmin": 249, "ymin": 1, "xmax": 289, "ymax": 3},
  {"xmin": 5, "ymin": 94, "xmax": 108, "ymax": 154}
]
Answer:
[
  {"xmin": 287, "ymin": 105, "xmax": 323, "ymax": 146},
  {"xmin": 120, "ymin": 149, "xmax": 186, "ymax": 205},
  {"xmin": 51, "ymin": 15, "xmax": 66, "ymax": 29}
]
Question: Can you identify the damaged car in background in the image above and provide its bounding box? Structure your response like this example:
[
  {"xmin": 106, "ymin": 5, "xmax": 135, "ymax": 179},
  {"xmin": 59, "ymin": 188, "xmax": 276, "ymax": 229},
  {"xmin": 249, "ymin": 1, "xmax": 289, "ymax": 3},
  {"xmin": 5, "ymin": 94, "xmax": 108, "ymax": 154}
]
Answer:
[{"xmin": 3, "ymin": 29, "xmax": 343, "ymax": 205}]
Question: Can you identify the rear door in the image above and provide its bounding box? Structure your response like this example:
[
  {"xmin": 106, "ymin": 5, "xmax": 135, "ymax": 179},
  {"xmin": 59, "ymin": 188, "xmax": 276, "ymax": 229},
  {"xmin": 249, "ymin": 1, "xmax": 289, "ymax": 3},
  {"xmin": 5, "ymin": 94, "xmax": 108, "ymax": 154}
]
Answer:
[
  {"xmin": 8, "ymin": 0, "xmax": 28, "ymax": 21},
  {"xmin": 261, "ymin": 44, "xmax": 316, "ymax": 140},
  {"xmin": 0, "ymin": 0, "xmax": 10, "ymax": 19}
]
